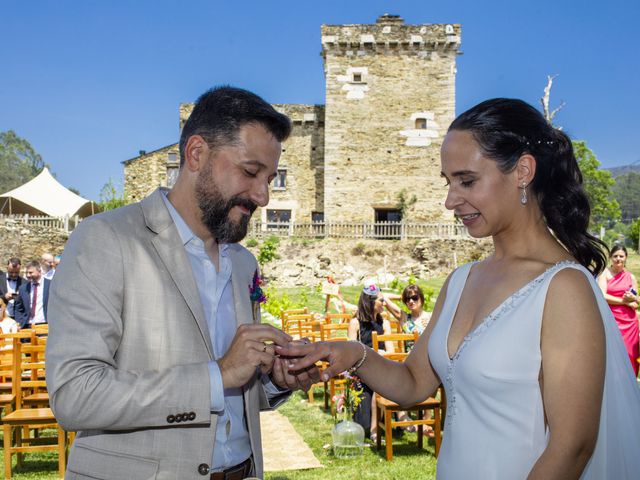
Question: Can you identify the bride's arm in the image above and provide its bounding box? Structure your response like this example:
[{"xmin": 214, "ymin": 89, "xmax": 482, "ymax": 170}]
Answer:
[
  {"xmin": 527, "ymin": 269, "xmax": 605, "ymax": 480},
  {"xmin": 278, "ymin": 275, "xmax": 452, "ymax": 407}
]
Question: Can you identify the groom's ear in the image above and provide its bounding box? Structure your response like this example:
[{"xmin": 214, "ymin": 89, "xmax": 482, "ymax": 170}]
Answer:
[{"xmin": 516, "ymin": 154, "xmax": 536, "ymax": 186}]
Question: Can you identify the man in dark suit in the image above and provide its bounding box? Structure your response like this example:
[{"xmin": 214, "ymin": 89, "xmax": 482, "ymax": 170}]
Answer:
[
  {"xmin": 0, "ymin": 257, "xmax": 27, "ymax": 318},
  {"xmin": 14, "ymin": 260, "xmax": 50, "ymax": 328}
]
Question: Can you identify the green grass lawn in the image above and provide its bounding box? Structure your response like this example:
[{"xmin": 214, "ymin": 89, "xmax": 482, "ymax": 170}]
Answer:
[
  {"xmin": 0, "ymin": 394, "xmax": 438, "ymax": 480},
  {"xmin": 265, "ymin": 391, "xmax": 437, "ymax": 480}
]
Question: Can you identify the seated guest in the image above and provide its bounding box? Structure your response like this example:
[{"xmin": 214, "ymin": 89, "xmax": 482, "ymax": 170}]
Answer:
[
  {"xmin": 14, "ymin": 260, "xmax": 50, "ymax": 328},
  {"xmin": 349, "ymin": 284, "xmax": 395, "ymax": 441},
  {"xmin": 0, "ymin": 257, "xmax": 26, "ymax": 319},
  {"xmin": 383, "ymin": 284, "xmax": 431, "ymax": 334}
]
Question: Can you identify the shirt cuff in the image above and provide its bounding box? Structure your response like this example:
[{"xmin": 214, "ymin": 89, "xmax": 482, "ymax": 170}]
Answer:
[{"xmin": 208, "ymin": 361, "xmax": 225, "ymax": 412}]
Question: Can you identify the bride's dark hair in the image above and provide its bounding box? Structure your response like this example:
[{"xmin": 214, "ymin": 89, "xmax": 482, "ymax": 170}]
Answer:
[{"xmin": 449, "ymin": 98, "xmax": 608, "ymax": 275}]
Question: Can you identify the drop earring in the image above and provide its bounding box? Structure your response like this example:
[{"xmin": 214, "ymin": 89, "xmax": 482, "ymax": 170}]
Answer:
[{"xmin": 520, "ymin": 182, "xmax": 528, "ymax": 205}]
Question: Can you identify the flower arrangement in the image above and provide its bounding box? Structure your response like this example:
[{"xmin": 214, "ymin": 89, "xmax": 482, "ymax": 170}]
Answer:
[
  {"xmin": 249, "ymin": 270, "xmax": 266, "ymax": 323},
  {"xmin": 332, "ymin": 371, "xmax": 364, "ymax": 423},
  {"xmin": 249, "ymin": 270, "xmax": 267, "ymax": 304},
  {"xmin": 331, "ymin": 371, "xmax": 366, "ymax": 457}
]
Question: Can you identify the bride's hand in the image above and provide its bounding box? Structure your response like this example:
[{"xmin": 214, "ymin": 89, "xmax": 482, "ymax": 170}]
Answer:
[{"xmin": 276, "ymin": 340, "xmax": 365, "ymax": 381}]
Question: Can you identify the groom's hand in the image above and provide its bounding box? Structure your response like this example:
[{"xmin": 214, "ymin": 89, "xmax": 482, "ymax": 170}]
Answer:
[
  {"xmin": 218, "ymin": 324, "xmax": 292, "ymax": 389},
  {"xmin": 270, "ymin": 339, "xmax": 321, "ymax": 391}
]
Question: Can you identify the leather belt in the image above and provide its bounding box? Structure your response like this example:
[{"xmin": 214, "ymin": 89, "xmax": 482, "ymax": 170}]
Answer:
[{"xmin": 210, "ymin": 456, "xmax": 253, "ymax": 480}]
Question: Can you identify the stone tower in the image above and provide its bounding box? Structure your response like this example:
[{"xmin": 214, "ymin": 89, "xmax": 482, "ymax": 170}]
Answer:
[{"xmin": 321, "ymin": 14, "xmax": 461, "ymax": 222}]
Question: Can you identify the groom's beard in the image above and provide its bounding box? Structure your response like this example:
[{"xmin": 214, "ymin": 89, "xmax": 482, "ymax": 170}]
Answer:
[{"xmin": 195, "ymin": 167, "xmax": 257, "ymax": 244}]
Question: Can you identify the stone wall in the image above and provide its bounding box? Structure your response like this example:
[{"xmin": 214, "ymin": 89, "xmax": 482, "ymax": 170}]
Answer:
[
  {"xmin": 321, "ymin": 15, "xmax": 461, "ymax": 222},
  {"xmin": 245, "ymin": 236, "xmax": 491, "ymax": 288},
  {"xmin": 0, "ymin": 218, "xmax": 68, "ymax": 267},
  {"xmin": 123, "ymin": 144, "xmax": 180, "ymax": 203},
  {"xmin": 123, "ymin": 15, "xmax": 462, "ymax": 225},
  {"xmin": 264, "ymin": 104, "xmax": 325, "ymax": 223}
]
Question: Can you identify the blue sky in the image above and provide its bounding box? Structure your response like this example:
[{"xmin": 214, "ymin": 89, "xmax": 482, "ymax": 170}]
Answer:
[{"xmin": 1, "ymin": 0, "xmax": 638, "ymax": 201}]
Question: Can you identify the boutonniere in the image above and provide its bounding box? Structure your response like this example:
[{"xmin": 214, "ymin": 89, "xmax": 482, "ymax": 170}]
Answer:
[{"xmin": 249, "ymin": 269, "xmax": 267, "ymax": 323}]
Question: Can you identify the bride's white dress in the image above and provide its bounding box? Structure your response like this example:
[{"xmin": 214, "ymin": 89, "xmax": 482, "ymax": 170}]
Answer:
[{"xmin": 428, "ymin": 262, "xmax": 640, "ymax": 479}]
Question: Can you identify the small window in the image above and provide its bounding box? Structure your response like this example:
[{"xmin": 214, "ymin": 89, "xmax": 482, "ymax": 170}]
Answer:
[
  {"xmin": 272, "ymin": 169, "xmax": 287, "ymax": 190},
  {"xmin": 374, "ymin": 208, "xmax": 402, "ymax": 239},
  {"xmin": 415, "ymin": 118, "xmax": 427, "ymax": 129},
  {"xmin": 167, "ymin": 152, "xmax": 178, "ymax": 164},
  {"xmin": 266, "ymin": 209, "xmax": 291, "ymax": 232},
  {"xmin": 353, "ymin": 73, "xmax": 362, "ymax": 83},
  {"xmin": 267, "ymin": 209, "xmax": 291, "ymax": 223}
]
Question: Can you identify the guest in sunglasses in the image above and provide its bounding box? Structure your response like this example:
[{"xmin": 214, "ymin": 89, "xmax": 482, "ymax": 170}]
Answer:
[{"xmin": 383, "ymin": 284, "xmax": 431, "ymax": 335}]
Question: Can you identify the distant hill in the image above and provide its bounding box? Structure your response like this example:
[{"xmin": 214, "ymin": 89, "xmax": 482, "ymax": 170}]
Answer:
[{"xmin": 606, "ymin": 164, "xmax": 640, "ymax": 178}]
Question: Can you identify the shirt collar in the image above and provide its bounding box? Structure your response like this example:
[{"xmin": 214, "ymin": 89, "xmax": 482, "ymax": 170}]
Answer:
[{"xmin": 160, "ymin": 190, "xmax": 229, "ymax": 254}]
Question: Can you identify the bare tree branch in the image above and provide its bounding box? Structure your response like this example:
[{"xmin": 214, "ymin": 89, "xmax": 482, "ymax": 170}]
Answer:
[{"xmin": 540, "ymin": 74, "xmax": 565, "ymax": 128}]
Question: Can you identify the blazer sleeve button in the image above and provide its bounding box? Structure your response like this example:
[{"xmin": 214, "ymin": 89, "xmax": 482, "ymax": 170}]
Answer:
[
  {"xmin": 197, "ymin": 463, "xmax": 210, "ymax": 475},
  {"xmin": 188, "ymin": 412, "xmax": 196, "ymax": 421},
  {"xmin": 166, "ymin": 415, "xmax": 175, "ymax": 423}
]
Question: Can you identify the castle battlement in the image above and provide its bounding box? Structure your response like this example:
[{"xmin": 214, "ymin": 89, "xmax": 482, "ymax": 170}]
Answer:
[
  {"xmin": 321, "ymin": 14, "xmax": 460, "ymax": 57},
  {"xmin": 274, "ymin": 104, "xmax": 325, "ymax": 125}
]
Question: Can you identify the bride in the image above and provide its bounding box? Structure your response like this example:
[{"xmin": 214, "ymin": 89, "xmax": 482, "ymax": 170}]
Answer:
[{"xmin": 278, "ymin": 98, "xmax": 640, "ymax": 479}]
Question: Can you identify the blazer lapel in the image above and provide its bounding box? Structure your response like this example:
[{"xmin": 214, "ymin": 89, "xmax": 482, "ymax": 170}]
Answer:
[
  {"xmin": 142, "ymin": 189, "xmax": 214, "ymax": 359},
  {"xmin": 228, "ymin": 248, "xmax": 254, "ymax": 328}
]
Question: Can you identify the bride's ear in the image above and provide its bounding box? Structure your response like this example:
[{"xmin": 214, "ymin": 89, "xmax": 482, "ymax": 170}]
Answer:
[{"xmin": 516, "ymin": 154, "xmax": 536, "ymax": 187}]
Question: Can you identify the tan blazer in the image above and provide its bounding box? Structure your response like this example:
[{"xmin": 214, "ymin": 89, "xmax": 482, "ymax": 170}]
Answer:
[{"xmin": 46, "ymin": 188, "xmax": 273, "ymax": 479}]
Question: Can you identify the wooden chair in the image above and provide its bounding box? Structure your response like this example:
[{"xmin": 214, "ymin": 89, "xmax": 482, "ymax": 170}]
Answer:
[
  {"xmin": 280, "ymin": 307, "xmax": 308, "ymax": 329},
  {"xmin": 325, "ymin": 312, "xmax": 352, "ymax": 324},
  {"xmin": 316, "ymin": 323, "xmax": 351, "ymax": 412},
  {"xmin": 285, "ymin": 314, "xmax": 324, "ymax": 340},
  {"xmin": 282, "ymin": 313, "xmax": 313, "ymax": 337},
  {"xmin": 319, "ymin": 322, "xmax": 348, "ymax": 341},
  {"xmin": 387, "ymin": 318, "xmax": 403, "ymax": 334},
  {"xmin": 371, "ymin": 331, "xmax": 442, "ymax": 461},
  {"xmin": 2, "ymin": 336, "xmax": 68, "ymax": 479},
  {"xmin": 0, "ymin": 343, "xmax": 16, "ymax": 416},
  {"xmin": 303, "ymin": 323, "xmax": 350, "ymax": 408},
  {"xmin": 0, "ymin": 331, "xmax": 32, "ymax": 407}
]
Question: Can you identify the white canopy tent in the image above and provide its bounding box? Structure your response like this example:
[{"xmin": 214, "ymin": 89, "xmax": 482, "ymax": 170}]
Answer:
[{"xmin": 0, "ymin": 167, "xmax": 99, "ymax": 218}]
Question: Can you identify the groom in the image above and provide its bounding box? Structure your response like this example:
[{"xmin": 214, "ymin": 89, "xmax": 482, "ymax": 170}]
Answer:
[{"xmin": 46, "ymin": 86, "xmax": 318, "ymax": 479}]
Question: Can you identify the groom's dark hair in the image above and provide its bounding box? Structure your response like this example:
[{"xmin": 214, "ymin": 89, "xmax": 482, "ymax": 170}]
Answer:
[{"xmin": 179, "ymin": 86, "xmax": 291, "ymax": 167}]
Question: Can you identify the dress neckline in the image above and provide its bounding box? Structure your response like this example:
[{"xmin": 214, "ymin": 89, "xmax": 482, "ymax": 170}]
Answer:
[{"xmin": 446, "ymin": 260, "xmax": 579, "ymax": 362}]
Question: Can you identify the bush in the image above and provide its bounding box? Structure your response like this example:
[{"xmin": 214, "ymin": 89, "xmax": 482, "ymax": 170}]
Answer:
[
  {"xmin": 245, "ymin": 238, "xmax": 258, "ymax": 248},
  {"xmin": 263, "ymin": 287, "xmax": 296, "ymax": 318},
  {"xmin": 258, "ymin": 236, "xmax": 280, "ymax": 265}
]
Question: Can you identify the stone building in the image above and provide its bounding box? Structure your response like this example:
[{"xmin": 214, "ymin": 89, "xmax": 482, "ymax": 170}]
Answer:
[{"xmin": 123, "ymin": 14, "xmax": 461, "ymax": 225}]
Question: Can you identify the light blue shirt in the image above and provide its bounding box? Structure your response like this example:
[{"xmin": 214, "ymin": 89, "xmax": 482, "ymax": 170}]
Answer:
[{"xmin": 161, "ymin": 193, "xmax": 251, "ymax": 470}]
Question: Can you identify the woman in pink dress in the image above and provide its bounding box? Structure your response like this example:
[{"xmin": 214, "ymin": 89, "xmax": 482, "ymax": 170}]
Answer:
[{"xmin": 598, "ymin": 244, "xmax": 640, "ymax": 376}]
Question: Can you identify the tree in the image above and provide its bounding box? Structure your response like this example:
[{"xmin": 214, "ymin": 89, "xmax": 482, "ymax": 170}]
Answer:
[
  {"xmin": 573, "ymin": 140, "xmax": 620, "ymax": 228},
  {"xmin": 612, "ymin": 172, "xmax": 640, "ymax": 223},
  {"xmin": 630, "ymin": 218, "xmax": 640, "ymax": 252},
  {"xmin": 99, "ymin": 178, "xmax": 126, "ymax": 211},
  {"xmin": 0, "ymin": 130, "xmax": 45, "ymax": 193}
]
